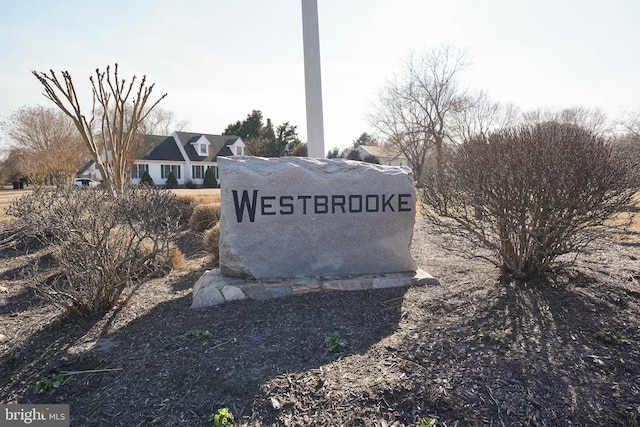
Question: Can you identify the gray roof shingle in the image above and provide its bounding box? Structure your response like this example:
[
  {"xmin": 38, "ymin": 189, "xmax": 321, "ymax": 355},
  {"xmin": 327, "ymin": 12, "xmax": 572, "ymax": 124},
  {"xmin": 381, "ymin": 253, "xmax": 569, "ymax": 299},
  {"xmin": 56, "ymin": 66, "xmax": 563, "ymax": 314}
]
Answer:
[
  {"xmin": 137, "ymin": 135, "xmax": 184, "ymax": 161},
  {"xmin": 137, "ymin": 132, "xmax": 241, "ymax": 162}
]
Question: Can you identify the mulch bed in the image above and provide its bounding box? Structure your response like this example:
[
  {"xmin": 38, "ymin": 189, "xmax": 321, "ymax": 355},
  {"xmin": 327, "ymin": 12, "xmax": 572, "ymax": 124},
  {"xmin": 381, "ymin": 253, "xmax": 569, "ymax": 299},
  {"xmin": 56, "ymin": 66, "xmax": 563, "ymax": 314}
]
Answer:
[{"xmin": 1, "ymin": 219, "xmax": 639, "ymax": 426}]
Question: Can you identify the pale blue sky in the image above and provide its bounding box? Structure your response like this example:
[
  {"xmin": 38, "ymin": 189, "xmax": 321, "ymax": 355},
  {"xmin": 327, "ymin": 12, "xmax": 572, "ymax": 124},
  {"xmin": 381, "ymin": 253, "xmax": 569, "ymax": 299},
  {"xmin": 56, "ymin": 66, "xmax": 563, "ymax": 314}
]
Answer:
[{"xmin": 1, "ymin": 0, "xmax": 639, "ymax": 151}]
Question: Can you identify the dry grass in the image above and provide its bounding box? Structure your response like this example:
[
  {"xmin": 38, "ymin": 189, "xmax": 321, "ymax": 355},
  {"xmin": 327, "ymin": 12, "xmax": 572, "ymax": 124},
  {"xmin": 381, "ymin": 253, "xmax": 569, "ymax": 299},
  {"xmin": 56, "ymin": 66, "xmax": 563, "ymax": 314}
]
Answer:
[
  {"xmin": 0, "ymin": 188, "xmax": 32, "ymax": 221},
  {"xmin": 0, "ymin": 188, "xmax": 221, "ymax": 222},
  {"xmin": 203, "ymin": 223, "xmax": 221, "ymax": 261},
  {"xmin": 188, "ymin": 202, "xmax": 222, "ymax": 232},
  {"xmin": 172, "ymin": 188, "xmax": 220, "ymax": 205},
  {"xmin": 609, "ymin": 210, "xmax": 640, "ymax": 243}
]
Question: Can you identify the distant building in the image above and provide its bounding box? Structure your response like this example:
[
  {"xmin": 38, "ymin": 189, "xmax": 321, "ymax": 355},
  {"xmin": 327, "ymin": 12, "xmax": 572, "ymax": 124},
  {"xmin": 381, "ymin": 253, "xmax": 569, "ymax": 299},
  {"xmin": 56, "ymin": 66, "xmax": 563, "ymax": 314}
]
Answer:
[
  {"xmin": 78, "ymin": 132, "xmax": 246, "ymax": 186},
  {"xmin": 355, "ymin": 145, "xmax": 408, "ymax": 167}
]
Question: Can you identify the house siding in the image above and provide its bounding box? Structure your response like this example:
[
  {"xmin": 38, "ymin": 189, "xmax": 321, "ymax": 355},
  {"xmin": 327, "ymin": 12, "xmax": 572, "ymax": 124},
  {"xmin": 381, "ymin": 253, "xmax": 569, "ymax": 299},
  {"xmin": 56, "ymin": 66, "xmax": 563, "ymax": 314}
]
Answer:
[{"xmin": 81, "ymin": 132, "xmax": 244, "ymax": 187}]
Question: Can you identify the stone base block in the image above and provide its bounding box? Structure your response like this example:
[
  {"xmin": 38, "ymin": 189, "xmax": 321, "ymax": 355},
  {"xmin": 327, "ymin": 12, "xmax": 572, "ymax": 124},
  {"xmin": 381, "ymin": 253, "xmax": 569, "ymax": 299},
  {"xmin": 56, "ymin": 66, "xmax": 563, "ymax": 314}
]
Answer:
[{"xmin": 191, "ymin": 268, "xmax": 439, "ymax": 309}]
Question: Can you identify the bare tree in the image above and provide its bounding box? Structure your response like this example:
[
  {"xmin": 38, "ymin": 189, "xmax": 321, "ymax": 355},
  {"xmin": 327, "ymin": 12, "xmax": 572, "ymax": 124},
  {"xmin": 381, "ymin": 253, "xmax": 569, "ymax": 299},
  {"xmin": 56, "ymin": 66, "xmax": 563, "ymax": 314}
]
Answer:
[
  {"xmin": 136, "ymin": 107, "xmax": 190, "ymax": 136},
  {"xmin": 369, "ymin": 46, "xmax": 470, "ymax": 182},
  {"xmin": 3, "ymin": 105, "xmax": 87, "ymax": 186},
  {"xmin": 620, "ymin": 110, "xmax": 640, "ymax": 138},
  {"xmin": 452, "ymin": 91, "xmax": 520, "ymax": 143},
  {"xmin": 8, "ymin": 149, "xmax": 48, "ymax": 187},
  {"xmin": 0, "ymin": 148, "xmax": 23, "ymax": 184},
  {"xmin": 617, "ymin": 111, "xmax": 640, "ymax": 184},
  {"xmin": 523, "ymin": 106, "xmax": 613, "ymax": 136},
  {"xmin": 32, "ymin": 64, "xmax": 166, "ymax": 194}
]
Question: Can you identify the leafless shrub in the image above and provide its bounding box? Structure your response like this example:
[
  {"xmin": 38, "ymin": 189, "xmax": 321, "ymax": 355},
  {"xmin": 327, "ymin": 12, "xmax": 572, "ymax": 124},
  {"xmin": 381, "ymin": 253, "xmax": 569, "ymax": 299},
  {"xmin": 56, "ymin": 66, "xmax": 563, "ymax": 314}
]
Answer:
[
  {"xmin": 612, "ymin": 134, "xmax": 640, "ymax": 188},
  {"xmin": 173, "ymin": 196, "xmax": 195, "ymax": 225},
  {"xmin": 189, "ymin": 202, "xmax": 221, "ymax": 232},
  {"xmin": 7, "ymin": 187, "xmax": 183, "ymax": 316},
  {"xmin": 174, "ymin": 192, "xmax": 221, "ymax": 225},
  {"xmin": 421, "ymin": 122, "xmax": 638, "ymax": 280},
  {"xmin": 203, "ymin": 223, "xmax": 220, "ymax": 264}
]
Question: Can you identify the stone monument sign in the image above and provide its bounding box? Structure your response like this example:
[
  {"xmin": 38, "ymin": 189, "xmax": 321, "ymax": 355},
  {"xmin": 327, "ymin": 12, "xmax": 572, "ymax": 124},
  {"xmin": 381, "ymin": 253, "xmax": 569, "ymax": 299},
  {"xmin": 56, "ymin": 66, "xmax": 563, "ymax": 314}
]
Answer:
[{"xmin": 218, "ymin": 156, "xmax": 417, "ymax": 279}]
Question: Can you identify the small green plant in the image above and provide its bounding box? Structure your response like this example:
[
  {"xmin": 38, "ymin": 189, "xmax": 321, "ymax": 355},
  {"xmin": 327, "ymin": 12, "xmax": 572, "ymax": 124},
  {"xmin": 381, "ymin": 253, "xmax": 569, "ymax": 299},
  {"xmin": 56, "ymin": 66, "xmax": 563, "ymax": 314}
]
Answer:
[
  {"xmin": 166, "ymin": 171, "xmax": 178, "ymax": 188},
  {"xmin": 420, "ymin": 416, "xmax": 440, "ymax": 426},
  {"xmin": 203, "ymin": 167, "xmax": 218, "ymax": 188},
  {"xmin": 140, "ymin": 171, "xmax": 154, "ymax": 186},
  {"xmin": 324, "ymin": 332, "xmax": 347, "ymax": 353},
  {"xmin": 34, "ymin": 373, "xmax": 64, "ymax": 394},
  {"xmin": 478, "ymin": 331, "xmax": 506, "ymax": 344},
  {"xmin": 208, "ymin": 408, "xmax": 234, "ymax": 427},
  {"xmin": 183, "ymin": 329, "xmax": 213, "ymax": 340},
  {"xmin": 596, "ymin": 331, "xmax": 624, "ymax": 345}
]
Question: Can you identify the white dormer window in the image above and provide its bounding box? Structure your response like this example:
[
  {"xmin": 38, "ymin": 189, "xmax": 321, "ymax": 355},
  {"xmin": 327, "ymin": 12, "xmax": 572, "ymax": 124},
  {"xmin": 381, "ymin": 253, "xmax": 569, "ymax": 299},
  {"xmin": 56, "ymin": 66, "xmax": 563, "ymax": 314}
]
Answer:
[
  {"xmin": 192, "ymin": 135, "xmax": 210, "ymax": 157},
  {"xmin": 228, "ymin": 137, "xmax": 246, "ymax": 156}
]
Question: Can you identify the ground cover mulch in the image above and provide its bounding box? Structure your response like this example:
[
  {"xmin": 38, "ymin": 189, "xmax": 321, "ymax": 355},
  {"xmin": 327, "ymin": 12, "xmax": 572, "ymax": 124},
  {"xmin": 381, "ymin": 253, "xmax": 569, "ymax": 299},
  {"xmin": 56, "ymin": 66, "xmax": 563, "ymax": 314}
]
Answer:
[{"xmin": 1, "ymin": 219, "xmax": 639, "ymax": 426}]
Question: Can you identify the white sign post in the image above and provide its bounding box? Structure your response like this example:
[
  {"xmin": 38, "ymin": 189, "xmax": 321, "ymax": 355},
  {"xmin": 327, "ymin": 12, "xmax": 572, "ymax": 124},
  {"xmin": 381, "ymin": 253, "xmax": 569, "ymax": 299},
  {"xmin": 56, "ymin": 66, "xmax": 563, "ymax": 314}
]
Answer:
[{"xmin": 301, "ymin": 0, "xmax": 325, "ymax": 159}]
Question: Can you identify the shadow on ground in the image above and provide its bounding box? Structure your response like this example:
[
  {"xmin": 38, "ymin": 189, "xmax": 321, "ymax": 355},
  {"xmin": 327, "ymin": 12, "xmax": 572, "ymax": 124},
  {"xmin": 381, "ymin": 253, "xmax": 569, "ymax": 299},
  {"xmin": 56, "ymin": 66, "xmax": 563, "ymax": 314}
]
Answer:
[
  {"xmin": 375, "ymin": 271, "xmax": 640, "ymax": 426},
  {"xmin": 1, "ymin": 269, "xmax": 408, "ymax": 426}
]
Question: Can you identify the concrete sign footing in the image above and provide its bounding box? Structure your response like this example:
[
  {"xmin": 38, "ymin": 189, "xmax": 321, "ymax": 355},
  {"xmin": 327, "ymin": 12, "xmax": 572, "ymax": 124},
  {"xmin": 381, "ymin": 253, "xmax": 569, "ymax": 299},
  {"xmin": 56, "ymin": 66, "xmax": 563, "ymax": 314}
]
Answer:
[{"xmin": 191, "ymin": 268, "xmax": 439, "ymax": 309}]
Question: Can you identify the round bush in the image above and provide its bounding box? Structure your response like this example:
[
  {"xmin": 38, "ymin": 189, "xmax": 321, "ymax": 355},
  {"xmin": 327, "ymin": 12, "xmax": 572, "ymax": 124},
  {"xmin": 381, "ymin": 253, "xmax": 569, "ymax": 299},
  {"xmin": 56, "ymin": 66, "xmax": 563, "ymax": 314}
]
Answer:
[
  {"xmin": 422, "ymin": 122, "xmax": 638, "ymax": 280},
  {"xmin": 7, "ymin": 187, "xmax": 184, "ymax": 316},
  {"xmin": 189, "ymin": 202, "xmax": 221, "ymax": 232},
  {"xmin": 203, "ymin": 223, "xmax": 220, "ymax": 263}
]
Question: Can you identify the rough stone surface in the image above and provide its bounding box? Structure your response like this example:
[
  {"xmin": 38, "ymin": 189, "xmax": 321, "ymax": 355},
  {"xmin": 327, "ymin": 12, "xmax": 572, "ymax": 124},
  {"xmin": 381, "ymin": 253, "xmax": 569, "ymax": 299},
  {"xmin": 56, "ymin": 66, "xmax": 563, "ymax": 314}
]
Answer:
[
  {"xmin": 218, "ymin": 156, "xmax": 417, "ymax": 279},
  {"xmin": 322, "ymin": 280, "xmax": 367, "ymax": 291},
  {"xmin": 191, "ymin": 270, "xmax": 242, "ymax": 308},
  {"xmin": 191, "ymin": 268, "xmax": 439, "ymax": 308},
  {"xmin": 221, "ymin": 285, "xmax": 247, "ymax": 301}
]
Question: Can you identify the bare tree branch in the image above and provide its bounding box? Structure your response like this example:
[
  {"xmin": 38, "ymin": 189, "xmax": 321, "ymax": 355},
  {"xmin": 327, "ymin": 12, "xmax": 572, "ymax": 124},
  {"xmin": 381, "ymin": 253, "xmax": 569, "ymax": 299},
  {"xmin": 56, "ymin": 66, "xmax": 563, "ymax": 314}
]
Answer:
[
  {"xmin": 32, "ymin": 64, "xmax": 167, "ymax": 195},
  {"xmin": 522, "ymin": 106, "xmax": 613, "ymax": 136},
  {"xmin": 2, "ymin": 105, "xmax": 87, "ymax": 186},
  {"xmin": 422, "ymin": 122, "xmax": 638, "ymax": 279},
  {"xmin": 369, "ymin": 46, "xmax": 471, "ymax": 183}
]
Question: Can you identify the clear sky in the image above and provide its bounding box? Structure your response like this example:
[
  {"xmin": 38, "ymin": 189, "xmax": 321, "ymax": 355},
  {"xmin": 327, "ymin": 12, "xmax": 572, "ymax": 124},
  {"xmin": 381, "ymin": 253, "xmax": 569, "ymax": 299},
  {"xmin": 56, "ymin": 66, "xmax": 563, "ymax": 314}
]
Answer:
[{"xmin": 1, "ymin": 0, "xmax": 639, "ymax": 152}]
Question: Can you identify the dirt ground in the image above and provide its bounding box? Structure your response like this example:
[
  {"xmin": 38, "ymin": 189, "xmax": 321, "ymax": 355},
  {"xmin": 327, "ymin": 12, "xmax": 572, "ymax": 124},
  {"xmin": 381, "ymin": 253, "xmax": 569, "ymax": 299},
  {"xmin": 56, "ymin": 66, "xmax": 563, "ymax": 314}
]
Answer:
[{"xmin": 1, "ymin": 218, "xmax": 639, "ymax": 426}]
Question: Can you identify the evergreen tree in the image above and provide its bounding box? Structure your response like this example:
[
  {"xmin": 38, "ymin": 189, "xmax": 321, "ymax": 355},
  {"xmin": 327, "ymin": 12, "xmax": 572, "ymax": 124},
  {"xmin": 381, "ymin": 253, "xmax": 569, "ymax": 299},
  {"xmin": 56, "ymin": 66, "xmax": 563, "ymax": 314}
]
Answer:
[
  {"xmin": 166, "ymin": 171, "xmax": 178, "ymax": 188},
  {"xmin": 223, "ymin": 110, "xmax": 301, "ymax": 157},
  {"xmin": 203, "ymin": 167, "xmax": 217, "ymax": 188},
  {"xmin": 140, "ymin": 171, "xmax": 154, "ymax": 186}
]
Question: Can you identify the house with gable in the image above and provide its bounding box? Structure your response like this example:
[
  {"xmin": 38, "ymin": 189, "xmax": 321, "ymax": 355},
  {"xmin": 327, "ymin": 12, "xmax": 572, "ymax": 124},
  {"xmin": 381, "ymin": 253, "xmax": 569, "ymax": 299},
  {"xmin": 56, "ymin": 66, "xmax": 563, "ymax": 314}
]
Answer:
[
  {"xmin": 79, "ymin": 131, "xmax": 246, "ymax": 186},
  {"xmin": 355, "ymin": 145, "xmax": 408, "ymax": 167}
]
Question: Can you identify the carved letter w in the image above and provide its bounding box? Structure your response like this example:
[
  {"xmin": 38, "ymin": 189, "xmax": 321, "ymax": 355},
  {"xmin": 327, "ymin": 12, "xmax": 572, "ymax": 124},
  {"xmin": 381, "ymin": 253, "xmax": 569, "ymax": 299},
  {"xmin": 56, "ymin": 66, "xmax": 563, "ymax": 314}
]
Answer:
[{"xmin": 232, "ymin": 190, "xmax": 258, "ymax": 223}]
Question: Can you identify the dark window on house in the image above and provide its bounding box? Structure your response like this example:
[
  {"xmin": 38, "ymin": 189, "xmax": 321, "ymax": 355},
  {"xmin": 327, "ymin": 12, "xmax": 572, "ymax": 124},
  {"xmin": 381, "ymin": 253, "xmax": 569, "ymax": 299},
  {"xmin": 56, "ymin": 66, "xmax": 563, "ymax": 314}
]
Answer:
[
  {"xmin": 161, "ymin": 165, "xmax": 181, "ymax": 180},
  {"xmin": 193, "ymin": 165, "xmax": 204, "ymax": 179},
  {"xmin": 199, "ymin": 144, "xmax": 207, "ymax": 155},
  {"xmin": 131, "ymin": 164, "xmax": 147, "ymax": 179}
]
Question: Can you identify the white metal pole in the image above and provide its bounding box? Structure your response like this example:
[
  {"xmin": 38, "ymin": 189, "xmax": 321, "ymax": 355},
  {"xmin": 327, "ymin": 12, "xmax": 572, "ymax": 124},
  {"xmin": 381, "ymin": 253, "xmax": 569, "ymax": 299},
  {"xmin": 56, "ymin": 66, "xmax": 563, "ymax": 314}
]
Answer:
[{"xmin": 301, "ymin": 0, "xmax": 325, "ymax": 158}]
